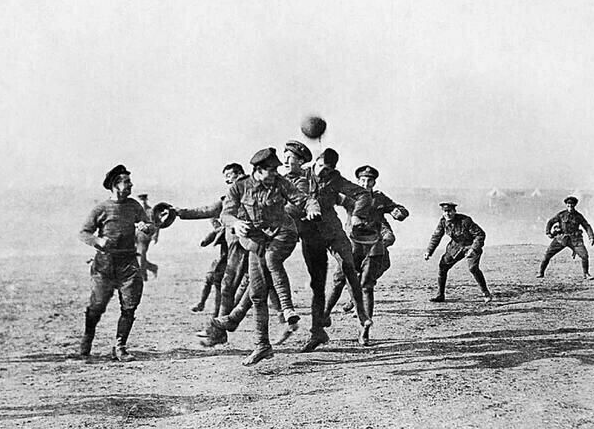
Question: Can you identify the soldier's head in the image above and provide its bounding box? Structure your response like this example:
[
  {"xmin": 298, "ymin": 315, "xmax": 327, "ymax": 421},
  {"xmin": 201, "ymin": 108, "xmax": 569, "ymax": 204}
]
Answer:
[
  {"xmin": 137, "ymin": 193, "xmax": 149, "ymax": 206},
  {"xmin": 564, "ymin": 196, "xmax": 578, "ymax": 212},
  {"xmin": 284, "ymin": 140, "xmax": 312, "ymax": 174},
  {"xmin": 250, "ymin": 148, "xmax": 282, "ymax": 185},
  {"xmin": 439, "ymin": 202, "xmax": 457, "ymax": 221},
  {"xmin": 355, "ymin": 165, "xmax": 379, "ymax": 191},
  {"xmin": 222, "ymin": 163, "xmax": 245, "ymax": 186},
  {"xmin": 314, "ymin": 148, "xmax": 339, "ymax": 178},
  {"xmin": 103, "ymin": 164, "xmax": 133, "ymax": 201}
]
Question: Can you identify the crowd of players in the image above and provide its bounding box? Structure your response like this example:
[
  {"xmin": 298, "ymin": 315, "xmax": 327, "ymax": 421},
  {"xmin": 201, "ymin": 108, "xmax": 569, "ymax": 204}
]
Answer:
[{"xmin": 78, "ymin": 125, "xmax": 594, "ymax": 366}]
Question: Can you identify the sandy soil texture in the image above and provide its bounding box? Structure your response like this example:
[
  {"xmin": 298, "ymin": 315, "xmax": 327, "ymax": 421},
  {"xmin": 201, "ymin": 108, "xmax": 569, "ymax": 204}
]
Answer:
[{"xmin": 1, "ymin": 244, "xmax": 594, "ymax": 428}]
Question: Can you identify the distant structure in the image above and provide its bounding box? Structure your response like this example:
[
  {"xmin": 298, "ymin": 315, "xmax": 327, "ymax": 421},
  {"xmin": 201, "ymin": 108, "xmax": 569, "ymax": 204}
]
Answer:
[{"xmin": 487, "ymin": 187, "xmax": 507, "ymax": 214}]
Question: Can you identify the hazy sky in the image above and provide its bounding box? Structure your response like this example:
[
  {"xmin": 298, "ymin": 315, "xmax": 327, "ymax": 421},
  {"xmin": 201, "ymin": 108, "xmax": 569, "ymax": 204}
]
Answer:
[{"xmin": 3, "ymin": 0, "xmax": 594, "ymax": 191}]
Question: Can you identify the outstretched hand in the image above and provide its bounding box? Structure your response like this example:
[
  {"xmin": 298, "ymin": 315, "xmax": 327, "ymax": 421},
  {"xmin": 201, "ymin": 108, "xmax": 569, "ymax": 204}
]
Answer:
[{"xmin": 423, "ymin": 252, "xmax": 431, "ymax": 261}]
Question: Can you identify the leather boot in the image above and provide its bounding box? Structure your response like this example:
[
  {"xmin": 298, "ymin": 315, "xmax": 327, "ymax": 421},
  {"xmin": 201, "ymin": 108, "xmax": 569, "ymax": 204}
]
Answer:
[{"xmin": 80, "ymin": 308, "xmax": 101, "ymax": 356}]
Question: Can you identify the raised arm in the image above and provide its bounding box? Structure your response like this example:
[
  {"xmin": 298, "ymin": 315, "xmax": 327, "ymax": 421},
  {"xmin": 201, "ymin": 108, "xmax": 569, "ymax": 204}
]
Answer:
[{"xmin": 177, "ymin": 199, "xmax": 223, "ymax": 220}]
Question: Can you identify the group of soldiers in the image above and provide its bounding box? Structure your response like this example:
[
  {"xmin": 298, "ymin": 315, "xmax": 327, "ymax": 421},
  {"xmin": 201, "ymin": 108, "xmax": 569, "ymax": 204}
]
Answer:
[{"xmin": 78, "ymin": 141, "xmax": 594, "ymax": 366}]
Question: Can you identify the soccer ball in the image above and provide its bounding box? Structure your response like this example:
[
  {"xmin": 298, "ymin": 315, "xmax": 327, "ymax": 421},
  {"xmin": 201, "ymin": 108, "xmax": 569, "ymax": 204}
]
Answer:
[{"xmin": 301, "ymin": 116, "xmax": 327, "ymax": 139}]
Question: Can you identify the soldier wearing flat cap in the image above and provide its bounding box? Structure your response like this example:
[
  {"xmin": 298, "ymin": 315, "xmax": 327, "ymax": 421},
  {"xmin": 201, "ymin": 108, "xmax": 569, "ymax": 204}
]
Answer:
[
  {"xmin": 424, "ymin": 202, "xmax": 492, "ymax": 303},
  {"xmin": 296, "ymin": 148, "xmax": 374, "ymax": 352},
  {"xmin": 326, "ymin": 165, "xmax": 409, "ymax": 344},
  {"xmin": 135, "ymin": 193, "xmax": 159, "ymax": 281},
  {"xmin": 538, "ymin": 196, "xmax": 594, "ymax": 279},
  {"xmin": 212, "ymin": 141, "xmax": 318, "ymax": 346},
  {"xmin": 220, "ymin": 148, "xmax": 321, "ymax": 365},
  {"xmin": 79, "ymin": 164, "xmax": 155, "ymax": 361}
]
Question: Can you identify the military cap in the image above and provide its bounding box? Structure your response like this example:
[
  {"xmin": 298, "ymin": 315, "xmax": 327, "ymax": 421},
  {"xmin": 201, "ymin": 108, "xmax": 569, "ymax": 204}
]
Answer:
[
  {"xmin": 317, "ymin": 148, "xmax": 339, "ymax": 168},
  {"xmin": 102, "ymin": 164, "xmax": 130, "ymax": 190},
  {"xmin": 284, "ymin": 140, "xmax": 312, "ymax": 163},
  {"xmin": 439, "ymin": 202, "xmax": 458, "ymax": 209},
  {"xmin": 250, "ymin": 147, "xmax": 283, "ymax": 168},
  {"xmin": 564, "ymin": 196, "xmax": 579, "ymax": 205},
  {"xmin": 355, "ymin": 165, "xmax": 379, "ymax": 179},
  {"xmin": 153, "ymin": 202, "xmax": 177, "ymax": 229},
  {"xmin": 138, "ymin": 193, "xmax": 148, "ymax": 200}
]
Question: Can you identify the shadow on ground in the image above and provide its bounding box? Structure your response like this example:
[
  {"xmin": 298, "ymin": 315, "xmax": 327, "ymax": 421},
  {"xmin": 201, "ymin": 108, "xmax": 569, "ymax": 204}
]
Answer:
[{"xmin": 286, "ymin": 326, "xmax": 594, "ymax": 376}]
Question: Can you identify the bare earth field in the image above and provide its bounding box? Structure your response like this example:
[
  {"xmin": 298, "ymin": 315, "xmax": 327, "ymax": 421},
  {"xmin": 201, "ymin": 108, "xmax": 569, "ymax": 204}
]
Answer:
[{"xmin": 1, "ymin": 244, "xmax": 594, "ymax": 428}]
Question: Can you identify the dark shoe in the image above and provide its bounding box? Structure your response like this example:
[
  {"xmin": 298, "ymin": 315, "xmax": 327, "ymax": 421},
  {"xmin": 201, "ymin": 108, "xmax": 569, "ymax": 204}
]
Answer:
[
  {"xmin": 584, "ymin": 273, "xmax": 594, "ymax": 280},
  {"xmin": 536, "ymin": 274, "xmax": 544, "ymax": 278},
  {"xmin": 80, "ymin": 334, "xmax": 93, "ymax": 357},
  {"xmin": 241, "ymin": 345, "xmax": 274, "ymax": 366},
  {"xmin": 112, "ymin": 344, "xmax": 135, "ymax": 362},
  {"xmin": 284, "ymin": 309, "xmax": 300, "ymax": 326},
  {"xmin": 191, "ymin": 302, "xmax": 205, "ymax": 313},
  {"xmin": 299, "ymin": 330, "xmax": 330, "ymax": 353},
  {"xmin": 429, "ymin": 295, "xmax": 445, "ymax": 303},
  {"xmin": 212, "ymin": 315, "xmax": 239, "ymax": 332},
  {"xmin": 322, "ymin": 316, "xmax": 332, "ymax": 328},
  {"xmin": 273, "ymin": 323, "xmax": 298, "ymax": 346},
  {"xmin": 342, "ymin": 301, "xmax": 354, "ymax": 313},
  {"xmin": 199, "ymin": 329, "xmax": 227, "ymax": 347}
]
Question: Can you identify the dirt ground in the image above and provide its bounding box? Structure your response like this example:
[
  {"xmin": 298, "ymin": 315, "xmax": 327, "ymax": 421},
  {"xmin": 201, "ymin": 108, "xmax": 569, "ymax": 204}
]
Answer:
[{"xmin": 1, "ymin": 244, "xmax": 594, "ymax": 428}]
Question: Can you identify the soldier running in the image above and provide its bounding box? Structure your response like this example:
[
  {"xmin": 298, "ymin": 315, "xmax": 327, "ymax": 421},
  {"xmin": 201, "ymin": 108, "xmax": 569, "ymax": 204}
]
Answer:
[
  {"xmin": 79, "ymin": 165, "xmax": 155, "ymax": 361},
  {"xmin": 176, "ymin": 163, "xmax": 246, "ymax": 316},
  {"xmin": 299, "ymin": 148, "xmax": 373, "ymax": 352},
  {"xmin": 221, "ymin": 147, "xmax": 320, "ymax": 365},
  {"xmin": 326, "ymin": 165, "xmax": 409, "ymax": 345}
]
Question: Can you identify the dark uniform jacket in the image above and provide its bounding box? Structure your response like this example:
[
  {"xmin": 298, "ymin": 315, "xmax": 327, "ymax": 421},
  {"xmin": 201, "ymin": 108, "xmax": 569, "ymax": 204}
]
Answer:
[
  {"xmin": 221, "ymin": 174, "xmax": 318, "ymax": 242},
  {"xmin": 426, "ymin": 213, "xmax": 485, "ymax": 257},
  {"xmin": 341, "ymin": 190, "xmax": 409, "ymax": 255},
  {"xmin": 300, "ymin": 168, "xmax": 371, "ymax": 241},
  {"xmin": 545, "ymin": 210, "xmax": 594, "ymax": 241}
]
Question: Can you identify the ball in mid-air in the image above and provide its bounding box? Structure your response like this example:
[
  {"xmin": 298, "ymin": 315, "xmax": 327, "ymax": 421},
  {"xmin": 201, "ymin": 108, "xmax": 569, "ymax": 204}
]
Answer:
[{"xmin": 301, "ymin": 116, "xmax": 327, "ymax": 139}]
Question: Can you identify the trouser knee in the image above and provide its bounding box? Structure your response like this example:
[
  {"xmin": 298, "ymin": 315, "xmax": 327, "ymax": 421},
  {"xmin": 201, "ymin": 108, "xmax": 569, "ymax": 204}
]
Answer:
[
  {"xmin": 120, "ymin": 308, "xmax": 136, "ymax": 319},
  {"xmin": 87, "ymin": 305, "xmax": 107, "ymax": 317}
]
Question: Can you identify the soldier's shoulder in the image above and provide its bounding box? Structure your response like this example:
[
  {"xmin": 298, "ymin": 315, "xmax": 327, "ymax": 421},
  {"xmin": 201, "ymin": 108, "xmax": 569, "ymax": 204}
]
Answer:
[{"xmin": 457, "ymin": 213, "xmax": 475, "ymax": 223}]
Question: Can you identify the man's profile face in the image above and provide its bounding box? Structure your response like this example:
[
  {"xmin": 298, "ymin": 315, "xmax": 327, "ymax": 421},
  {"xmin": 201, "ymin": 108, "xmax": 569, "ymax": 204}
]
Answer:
[
  {"xmin": 442, "ymin": 207, "xmax": 456, "ymax": 221},
  {"xmin": 357, "ymin": 176, "xmax": 375, "ymax": 190},
  {"xmin": 566, "ymin": 202, "xmax": 576, "ymax": 212},
  {"xmin": 284, "ymin": 151, "xmax": 303, "ymax": 174},
  {"xmin": 223, "ymin": 169, "xmax": 241, "ymax": 186},
  {"xmin": 113, "ymin": 174, "xmax": 133, "ymax": 199}
]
